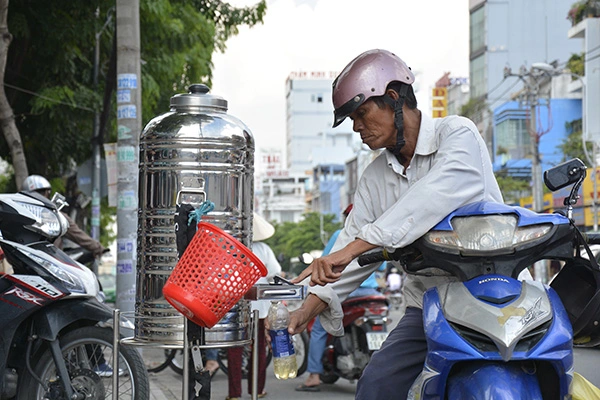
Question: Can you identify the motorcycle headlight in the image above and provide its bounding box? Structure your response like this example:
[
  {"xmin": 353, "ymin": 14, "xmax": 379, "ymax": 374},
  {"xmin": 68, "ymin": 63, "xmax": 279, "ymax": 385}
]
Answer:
[
  {"xmin": 25, "ymin": 251, "xmax": 86, "ymax": 293},
  {"xmin": 15, "ymin": 201, "xmax": 68, "ymax": 238},
  {"xmin": 424, "ymin": 215, "xmax": 553, "ymax": 255}
]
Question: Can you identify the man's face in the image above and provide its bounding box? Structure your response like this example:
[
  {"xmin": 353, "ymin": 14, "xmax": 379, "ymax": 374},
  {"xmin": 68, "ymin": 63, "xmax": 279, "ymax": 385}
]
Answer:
[
  {"xmin": 36, "ymin": 189, "xmax": 51, "ymax": 199},
  {"xmin": 349, "ymin": 99, "xmax": 396, "ymax": 150}
]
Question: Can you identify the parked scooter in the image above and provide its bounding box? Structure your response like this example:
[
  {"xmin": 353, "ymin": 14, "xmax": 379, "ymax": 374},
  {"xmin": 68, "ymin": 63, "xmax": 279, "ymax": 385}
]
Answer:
[
  {"xmin": 308, "ymin": 289, "xmax": 390, "ymax": 384},
  {"xmin": 358, "ymin": 158, "xmax": 600, "ymax": 398},
  {"xmin": 0, "ymin": 190, "xmax": 149, "ymax": 399}
]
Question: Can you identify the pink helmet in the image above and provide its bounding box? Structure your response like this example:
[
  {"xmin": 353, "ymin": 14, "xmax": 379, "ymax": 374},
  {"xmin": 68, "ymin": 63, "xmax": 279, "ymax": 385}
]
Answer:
[{"xmin": 332, "ymin": 49, "xmax": 415, "ymax": 127}]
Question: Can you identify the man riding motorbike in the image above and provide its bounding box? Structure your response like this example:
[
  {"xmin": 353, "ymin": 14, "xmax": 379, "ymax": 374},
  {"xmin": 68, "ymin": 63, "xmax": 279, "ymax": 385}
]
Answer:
[
  {"xmin": 22, "ymin": 175, "xmax": 106, "ymax": 258},
  {"xmin": 288, "ymin": 49, "xmax": 532, "ymax": 399}
]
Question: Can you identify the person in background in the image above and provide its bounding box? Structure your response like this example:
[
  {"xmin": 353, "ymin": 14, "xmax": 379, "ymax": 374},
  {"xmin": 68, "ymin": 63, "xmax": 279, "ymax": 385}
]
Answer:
[
  {"xmin": 22, "ymin": 175, "xmax": 113, "ymax": 375},
  {"xmin": 226, "ymin": 212, "xmax": 281, "ymax": 400},
  {"xmin": 22, "ymin": 175, "xmax": 106, "ymax": 258},
  {"xmin": 204, "ymin": 348, "xmax": 220, "ymax": 377},
  {"xmin": 296, "ymin": 204, "xmax": 383, "ymax": 392},
  {"xmin": 386, "ymin": 268, "xmax": 402, "ymax": 293}
]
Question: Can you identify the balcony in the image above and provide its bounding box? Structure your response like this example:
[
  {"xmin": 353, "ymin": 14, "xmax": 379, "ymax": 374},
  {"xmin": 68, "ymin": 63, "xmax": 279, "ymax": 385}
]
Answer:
[{"xmin": 568, "ymin": 0, "xmax": 600, "ymax": 27}]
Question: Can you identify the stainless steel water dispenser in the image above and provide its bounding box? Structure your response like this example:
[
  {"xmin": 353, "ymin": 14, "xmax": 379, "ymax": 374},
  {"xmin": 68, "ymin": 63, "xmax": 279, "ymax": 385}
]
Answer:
[{"xmin": 135, "ymin": 84, "xmax": 255, "ymax": 344}]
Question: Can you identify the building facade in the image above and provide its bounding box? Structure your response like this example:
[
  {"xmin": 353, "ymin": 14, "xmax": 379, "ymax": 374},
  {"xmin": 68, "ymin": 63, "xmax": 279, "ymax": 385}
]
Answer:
[
  {"xmin": 255, "ymin": 149, "xmax": 309, "ymax": 224},
  {"xmin": 285, "ymin": 72, "xmax": 357, "ymax": 174},
  {"xmin": 258, "ymin": 72, "xmax": 363, "ymax": 223},
  {"xmin": 469, "ymin": 0, "xmax": 582, "ymax": 147}
]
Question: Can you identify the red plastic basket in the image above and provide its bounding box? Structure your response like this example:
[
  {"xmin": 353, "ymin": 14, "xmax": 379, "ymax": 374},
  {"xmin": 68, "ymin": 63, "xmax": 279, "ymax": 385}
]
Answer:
[{"xmin": 163, "ymin": 222, "xmax": 267, "ymax": 328}]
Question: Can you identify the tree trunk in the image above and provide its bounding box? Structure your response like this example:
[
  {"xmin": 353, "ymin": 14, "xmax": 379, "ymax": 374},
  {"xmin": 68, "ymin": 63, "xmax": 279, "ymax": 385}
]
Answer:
[{"xmin": 0, "ymin": 0, "xmax": 27, "ymax": 187}]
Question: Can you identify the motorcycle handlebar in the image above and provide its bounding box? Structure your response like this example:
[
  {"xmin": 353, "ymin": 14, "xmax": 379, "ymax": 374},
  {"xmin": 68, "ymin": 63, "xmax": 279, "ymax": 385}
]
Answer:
[
  {"xmin": 357, "ymin": 251, "xmax": 387, "ymax": 267},
  {"xmin": 358, "ymin": 249, "xmax": 401, "ymax": 267}
]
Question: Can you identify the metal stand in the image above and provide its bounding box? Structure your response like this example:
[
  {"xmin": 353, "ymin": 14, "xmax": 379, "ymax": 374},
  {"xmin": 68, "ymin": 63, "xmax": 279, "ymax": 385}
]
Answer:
[
  {"xmin": 111, "ymin": 280, "xmax": 305, "ymax": 399},
  {"xmin": 251, "ymin": 309, "xmax": 259, "ymax": 400},
  {"xmin": 246, "ymin": 279, "xmax": 306, "ymax": 400}
]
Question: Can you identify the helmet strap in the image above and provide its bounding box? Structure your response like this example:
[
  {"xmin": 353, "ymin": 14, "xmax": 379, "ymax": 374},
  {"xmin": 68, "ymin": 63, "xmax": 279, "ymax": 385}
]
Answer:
[{"xmin": 383, "ymin": 85, "xmax": 409, "ymax": 162}]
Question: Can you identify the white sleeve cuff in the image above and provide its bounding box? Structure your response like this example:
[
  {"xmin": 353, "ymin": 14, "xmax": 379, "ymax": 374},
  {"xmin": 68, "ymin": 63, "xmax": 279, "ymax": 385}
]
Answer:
[{"xmin": 307, "ymin": 284, "xmax": 345, "ymax": 337}]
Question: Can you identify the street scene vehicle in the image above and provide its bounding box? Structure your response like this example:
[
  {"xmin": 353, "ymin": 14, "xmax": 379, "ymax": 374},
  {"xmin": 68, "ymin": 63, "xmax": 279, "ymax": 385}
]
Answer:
[
  {"xmin": 0, "ymin": 190, "xmax": 149, "ymax": 399},
  {"xmin": 358, "ymin": 158, "xmax": 600, "ymax": 398},
  {"xmin": 309, "ymin": 290, "xmax": 389, "ymax": 384},
  {"xmin": 384, "ymin": 288, "xmax": 403, "ymax": 311}
]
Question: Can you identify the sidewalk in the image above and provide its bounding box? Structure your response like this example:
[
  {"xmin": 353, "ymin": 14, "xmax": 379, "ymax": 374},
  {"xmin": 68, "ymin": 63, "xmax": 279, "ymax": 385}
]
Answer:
[{"xmin": 140, "ymin": 347, "xmax": 357, "ymax": 400}]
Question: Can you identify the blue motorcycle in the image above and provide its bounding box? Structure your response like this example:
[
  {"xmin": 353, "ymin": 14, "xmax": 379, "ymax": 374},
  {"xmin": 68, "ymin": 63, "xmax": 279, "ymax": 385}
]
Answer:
[{"xmin": 359, "ymin": 158, "xmax": 600, "ymax": 398}]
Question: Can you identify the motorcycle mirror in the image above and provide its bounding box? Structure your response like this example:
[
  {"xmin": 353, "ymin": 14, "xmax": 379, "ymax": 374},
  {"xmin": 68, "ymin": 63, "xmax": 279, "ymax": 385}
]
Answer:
[
  {"xmin": 543, "ymin": 158, "xmax": 586, "ymax": 191},
  {"xmin": 299, "ymin": 252, "xmax": 314, "ymax": 265},
  {"xmin": 50, "ymin": 192, "xmax": 69, "ymax": 211}
]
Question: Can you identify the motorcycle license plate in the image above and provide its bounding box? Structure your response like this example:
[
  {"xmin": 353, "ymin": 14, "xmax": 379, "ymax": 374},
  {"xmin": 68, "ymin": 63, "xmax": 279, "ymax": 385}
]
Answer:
[{"xmin": 366, "ymin": 332, "xmax": 389, "ymax": 350}]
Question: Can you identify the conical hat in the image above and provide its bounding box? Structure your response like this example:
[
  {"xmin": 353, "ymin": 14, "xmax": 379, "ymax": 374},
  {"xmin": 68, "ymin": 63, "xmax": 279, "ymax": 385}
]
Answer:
[{"xmin": 253, "ymin": 212, "xmax": 275, "ymax": 241}]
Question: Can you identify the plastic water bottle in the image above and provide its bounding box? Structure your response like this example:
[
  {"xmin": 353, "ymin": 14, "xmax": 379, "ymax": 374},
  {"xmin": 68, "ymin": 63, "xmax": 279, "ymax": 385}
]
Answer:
[{"xmin": 268, "ymin": 302, "xmax": 297, "ymax": 379}]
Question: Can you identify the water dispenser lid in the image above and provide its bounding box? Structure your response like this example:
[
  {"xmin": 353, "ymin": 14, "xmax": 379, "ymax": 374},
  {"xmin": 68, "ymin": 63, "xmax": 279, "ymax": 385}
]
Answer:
[{"xmin": 170, "ymin": 84, "xmax": 228, "ymax": 111}]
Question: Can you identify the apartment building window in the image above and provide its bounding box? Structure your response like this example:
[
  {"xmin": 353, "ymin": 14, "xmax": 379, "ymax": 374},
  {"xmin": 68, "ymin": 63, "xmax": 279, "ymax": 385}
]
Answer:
[
  {"xmin": 496, "ymin": 118, "xmax": 531, "ymax": 160},
  {"xmin": 470, "ymin": 6, "xmax": 485, "ymax": 55},
  {"xmin": 280, "ymin": 211, "xmax": 295, "ymax": 222},
  {"xmin": 321, "ymin": 192, "xmax": 332, "ymax": 212},
  {"xmin": 470, "ymin": 55, "xmax": 486, "ymax": 99}
]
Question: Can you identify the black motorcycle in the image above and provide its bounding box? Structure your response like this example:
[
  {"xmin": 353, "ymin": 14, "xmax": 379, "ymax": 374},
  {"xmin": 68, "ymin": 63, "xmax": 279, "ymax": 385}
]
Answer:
[{"xmin": 0, "ymin": 190, "xmax": 149, "ymax": 399}]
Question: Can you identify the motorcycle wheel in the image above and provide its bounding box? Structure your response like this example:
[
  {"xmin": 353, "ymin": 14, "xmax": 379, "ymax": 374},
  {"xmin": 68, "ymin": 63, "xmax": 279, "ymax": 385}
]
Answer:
[
  {"xmin": 147, "ymin": 349, "xmax": 177, "ymax": 374},
  {"xmin": 169, "ymin": 349, "xmax": 185, "ymax": 375},
  {"xmin": 320, "ymin": 370, "xmax": 340, "ymax": 384},
  {"xmin": 168, "ymin": 349, "xmax": 206, "ymax": 376},
  {"xmin": 17, "ymin": 326, "xmax": 149, "ymax": 400}
]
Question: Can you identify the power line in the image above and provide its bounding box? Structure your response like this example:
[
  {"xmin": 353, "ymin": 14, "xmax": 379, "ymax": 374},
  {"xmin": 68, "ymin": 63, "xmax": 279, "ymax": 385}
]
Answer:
[
  {"xmin": 2, "ymin": 82, "xmax": 95, "ymax": 113},
  {"xmin": 488, "ymin": 78, "xmax": 520, "ymax": 102}
]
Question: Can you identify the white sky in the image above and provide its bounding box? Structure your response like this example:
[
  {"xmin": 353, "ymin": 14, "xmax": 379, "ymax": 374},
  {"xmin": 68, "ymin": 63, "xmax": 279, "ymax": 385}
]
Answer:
[{"xmin": 211, "ymin": 0, "xmax": 470, "ymax": 155}]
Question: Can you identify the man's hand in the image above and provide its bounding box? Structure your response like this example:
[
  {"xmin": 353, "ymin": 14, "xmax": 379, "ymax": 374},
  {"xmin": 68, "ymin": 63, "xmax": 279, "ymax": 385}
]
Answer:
[
  {"xmin": 92, "ymin": 247, "xmax": 107, "ymax": 258},
  {"xmin": 287, "ymin": 294, "xmax": 327, "ymax": 335},
  {"xmin": 291, "ymin": 238, "xmax": 377, "ymax": 287},
  {"xmin": 291, "ymin": 252, "xmax": 347, "ymax": 286}
]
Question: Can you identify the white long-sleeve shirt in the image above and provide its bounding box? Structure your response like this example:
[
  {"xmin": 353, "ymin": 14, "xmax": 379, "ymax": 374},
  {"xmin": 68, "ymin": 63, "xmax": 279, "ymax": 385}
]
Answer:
[
  {"xmin": 252, "ymin": 241, "xmax": 282, "ymax": 318},
  {"xmin": 309, "ymin": 113, "xmax": 506, "ymax": 336}
]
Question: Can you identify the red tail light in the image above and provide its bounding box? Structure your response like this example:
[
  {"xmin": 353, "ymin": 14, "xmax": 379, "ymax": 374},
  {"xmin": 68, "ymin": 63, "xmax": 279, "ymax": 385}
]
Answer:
[{"xmin": 365, "ymin": 302, "xmax": 389, "ymax": 316}]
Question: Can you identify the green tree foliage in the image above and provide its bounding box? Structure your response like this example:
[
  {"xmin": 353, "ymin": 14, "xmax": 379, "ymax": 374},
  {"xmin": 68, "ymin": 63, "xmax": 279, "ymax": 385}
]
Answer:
[
  {"xmin": 495, "ymin": 174, "xmax": 531, "ymax": 205},
  {"xmin": 559, "ymin": 118, "xmax": 592, "ymax": 163},
  {"xmin": 4, "ymin": 0, "xmax": 266, "ymax": 179},
  {"xmin": 264, "ymin": 212, "xmax": 342, "ymax": 274},
  {"xmin": 5, "ymin": 0, "xmax": 106, "ymax": 178},
  {"xmin": 99, "ymin": 198, "xmax": 117, "ymax": 247},
  {"xmin": 2, "ymin": 0, "xmax": 265, "ymax": 239},
  {"xmin": 140, "ymin": 0, "xmax": 267, "ymax": 121},
  {"xmin": 460, "ymin": 98, "xmax": 489, "ymax": 122},
  {"xmin": 567, "ymin": 52, "xmax": 585, "ymax": 77}
]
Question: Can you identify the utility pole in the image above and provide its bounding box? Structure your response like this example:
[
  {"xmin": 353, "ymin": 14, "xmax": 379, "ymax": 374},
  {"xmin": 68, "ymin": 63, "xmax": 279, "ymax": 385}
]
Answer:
[
  {"xmin": 529, "ymin": 94, "xmax": 544, "ymax": 214},
  {"xmin": 527, "ymin": 77, "xmax": 547, "ymax": 284},
  {"xmin": 504, "ymin": 66, "xmax": 545, "ymax": 212},
  {"xmin": 531, "ymin": 62, "xmax": 597, "ymax": 230},
  {"xmin": 504, "ymin": 65, "xmax": 547, "ymax": 282},
  {"xmin": 115, "ymin": 0, "xmax": 141, "ymax": 319},
  {"xmin": 91, "ymin": 8, "xmax": 114, "ymax": 254},
  {"xmin": 91, "ymin": 7, "xmax": 101, "ymax": 245}
]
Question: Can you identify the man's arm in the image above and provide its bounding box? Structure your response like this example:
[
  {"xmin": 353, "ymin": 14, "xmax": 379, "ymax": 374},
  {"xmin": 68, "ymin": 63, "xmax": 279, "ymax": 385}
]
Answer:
[
  {"xmin": 288, "ymin": 293, "xmax": 328, "ymax": 335},
  {"xmin": 292, "ymin": 237, "xmax": 376, "ymax": 286},
  {"xmin": 62, "ymin": 212, "xmax": 105, "ymax": 257}
]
